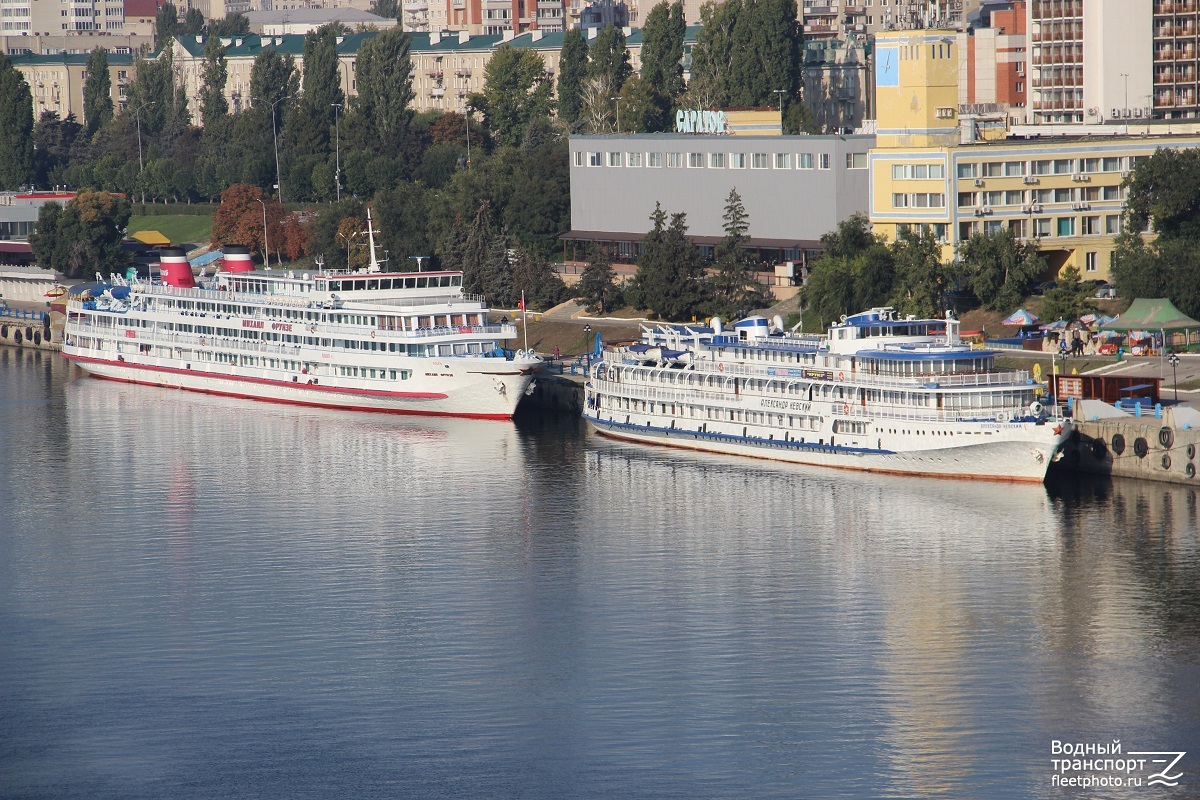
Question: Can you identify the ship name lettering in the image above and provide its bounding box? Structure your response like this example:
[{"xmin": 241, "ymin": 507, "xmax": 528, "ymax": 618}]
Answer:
[
  {"xmin": 271, "ymin": 322, "xmax": 293, "ymax": 332},
  {"xmin": 243, "ymin": 319, "xmax": 264, "ymax": 329}
]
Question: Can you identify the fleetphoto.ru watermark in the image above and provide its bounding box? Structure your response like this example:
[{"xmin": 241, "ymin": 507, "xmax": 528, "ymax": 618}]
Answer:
[{"xmin": 1051, "ymin": 739, "xmax": 1187, "ymax": 789}]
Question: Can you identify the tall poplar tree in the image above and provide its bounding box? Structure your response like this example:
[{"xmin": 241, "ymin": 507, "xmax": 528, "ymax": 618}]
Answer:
[
  {"xmin": 82, "ymin": 48, "xmax": 113, "ymax": 137},
  {"xmin": 0, "ymin": 53, "xmax": 36, "ymax": 189},
  {"xmin": 639, "ymin": 1, "xmax": 685, "ymax": 104},
  {"xmin": 688, "ymin": 0, "xmax": 801, "ymax": 108},
  {"xmin": 557, "ymin": 28, "xmax": 588, "ymax": 126},
  {"xmin": 474, "ymin": 45, "xmax": 552, "ymax": 148},
  {"xmin": 586, "ymin": 26, "xmax": 632, "ymax": 96},
  {"xmin": 199, "ymin": 36, "xmax": 229, "ymax": 129},
  {"xmin": 300, "ymin": 24, "xmax": 344, "ymax": 139},
  {"xmin": 349, "ymin": 27, "xmax": 414, "ymax": 155}
]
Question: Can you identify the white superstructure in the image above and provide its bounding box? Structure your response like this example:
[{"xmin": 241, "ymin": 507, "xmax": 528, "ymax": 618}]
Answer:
[
  {"xmin": 62, "ymin": 243, "xmax": 540, "ymax": 420},
  {"xmin": 583, "ymin": 307, "xmax": 1072, "ymax": 482}
]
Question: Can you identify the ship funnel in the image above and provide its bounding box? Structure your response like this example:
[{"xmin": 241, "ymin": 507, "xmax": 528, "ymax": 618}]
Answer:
[
  {"xmin": 222, "ymin": 245, "xmax": 255, "ymax": 273},
  {"xmin": 158, "ymin": 248, "xmax": 197, "ymax": 288}
]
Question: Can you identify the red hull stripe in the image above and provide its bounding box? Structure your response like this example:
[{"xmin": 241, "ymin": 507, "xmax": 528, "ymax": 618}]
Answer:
[{"xmin": 62, "ymin": 354, "xmax": 513, "ymax": 420}]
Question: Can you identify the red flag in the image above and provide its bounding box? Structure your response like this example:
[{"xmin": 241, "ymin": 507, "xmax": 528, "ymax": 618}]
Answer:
[{"xmin": 518, "ymin": 293, "xmax": 525, "ymax": 311}]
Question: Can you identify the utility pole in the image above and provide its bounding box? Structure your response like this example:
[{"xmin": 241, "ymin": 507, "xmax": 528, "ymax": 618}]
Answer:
[{"xmin": 332, "ymin": 102, "xmax": 343, "ymax": 202}]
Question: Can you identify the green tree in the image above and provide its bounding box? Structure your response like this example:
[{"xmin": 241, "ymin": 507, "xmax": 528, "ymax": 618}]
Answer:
[
  {"xmin": 586, "ymin": 26, "xmax": 632, "ymax": 96},
  {"xmin": 29, "ymin": 191, "xmax": 131, "ymax": 278},
  {"xmin": 293, "ymin": 23, "xmax": 344, "ymax": 155},
  {"xmin": 33, "ymin": 111, "xmax": 83, "ymax": 188},
  {"xmin": 510, "ymin": 242, "xmax": 568, "ymax": 310},
  {"xmin": 891, "ymin": 227, "xmax": 957, "ymax": 318},
  {"xmin": 372, "ymin": 183, "xmax": 435, "ymax": 266},
  {"xmin": 578, "ymin": 244, "xmax": 623, "ymax": 314},
  {"xmin": 348, "ymin": 27, "xmax": 414, "ymax": 156},
  {"xmin": 958, "ymin": 227, "xmax": 1046, "ymax": 312},
  {"xmin": 474, "ymin": 46, "xmax": 552, "ymax": 147},
  {"xmin": 0, "ymin": 53, "xmax": 34, "ymax": 189},
  {"xmin": 82, "ymin": 48, "xmax": 113, "ymax": 138},
  {"xmin": 688, "ymin": 0, "xmax": 801, "ymax": 108},
  {"xmin": 155, "ymin": 3, "xmax": 179, "ymax": 44},
  {"xmin": 200, "ymin": 35, "xmax": 229, "ymax": 129},
  {"xmin": 183, "ymin": 7, "xmax": 205, "ymax": 36},
  {"xmin": 639, "ymin": 1, "xmax": 686, "ymax": 103},
  {"xmin": 462, "ymin": 200, "xmax": 515, "ymax": 306},
  {"xmin": 631, "ymin": 203, "xmax": 705, "ymax": 320},
  {"xmin": 557, "ymin": 28, "xmax": 588, "ymax": 127},
  {"xmin": 210, "ymin": 15, "xmax": 250, "ymax": 37},
  {"xmin": 706, "ymin": 188, "xmax": 770, "ymax": 318},
  {"xmin": 1040, "ymin": 265, "xmax": 1095, "ymax": 322},
  {"xmin": 371, "ymin": 0, "xmax": 403, "ymax": 20},
  {"xmin": 800, "ymin": 214, "xmax": 895, "ymax": 331}
]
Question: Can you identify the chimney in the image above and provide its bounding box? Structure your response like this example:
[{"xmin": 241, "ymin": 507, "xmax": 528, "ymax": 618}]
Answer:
[
  {"xmin": 459, "ymin": 30, "xmax": 470, "ymax": 43},
  {"xmin": 221, "ymin": 245, "xmax": 255, "ymax": 274},
  {"xmin": 158, "ymin": 248, "xmax": 197, "ymax": 288},
  {"xmin": 531, "ymin": 30, "xmax": 543, "ymax": 41},
  {"xmin": 502, "ymin": 29, "xmax": 515, "ymax": 41},
  {"xmin": 587, "ymin": 27, "xmax": 597, "ymax": 39},
  {"xmin": 431, "ymin": 31, "xmax": 441, "ymax": 44}
]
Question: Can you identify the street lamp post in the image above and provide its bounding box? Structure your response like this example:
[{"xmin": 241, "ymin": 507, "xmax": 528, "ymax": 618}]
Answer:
[
  {"xmin": 464, "ymin": 104, "xmax": 472, "ymax": 170},
  {"xmin": 611, "ymin": 96, "xmax": 621, "ymax": 133},
  {"xmin": 254, "ymin": 94, "xmax": 286, "ymax": 203},
  {"xmin": 1120, "ymin": 72, "xmax": 1129, "ymax": 116},
  {"xmin": 332, "ymin": 102, "xmax": 343, "ymax": 202},
  {"xmin": 773, "ymin": 88, "xmax": 786, "ymax": 117},
  {"xmin": 256, "ymin": 197, "xmax": 270, "ymax": 268},
  {"xmin": 583, "ymin": 323, "xmax": 593, "ymax": 364},
  {"xmin": 1170, "ymin": 353, "xmax": 1180, "ymax": 402},
  {"xmin": 134, "ymin": 100, "xmax": 155, "ymax": 173}
]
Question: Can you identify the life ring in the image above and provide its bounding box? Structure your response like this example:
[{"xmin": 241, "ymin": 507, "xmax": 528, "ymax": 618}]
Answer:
[
  {"xmin": 838, "ymin": 372, "xmax": 845, "ymax": 381},
  {"xmin": 200, "ymin": 337, "xmax": 206, "ymax": 346},
  {"xmin": 1134, "ymin": 437, "xmax": 1149, "ymax": 458},
  {"xmin": 1091, "ymin": 438, "xmax": 1107, "ymax": 460},
  {"xmin": 1189, "ymin": 443, "xmax": 1196, "ymax": 460},
  {"xmin": 718, "ymin": 363, "xmax": 724, "ymax": 372},
  {"xmin": 842, "ymin": 404, "xmax": 850, "ymax": 415},
  {"xmin": 1159, "ymin": 426, "xmax": 1174, "ymax": 449},
  {"xmin": 309, "ymin": 324, "xmax": 317, "ymax": 334},
  {"xmin": 1188, "ymin": 462, "xmax": 1197, "ymax": 478},
  {"xmin": 370, "ymin": 330, "xmax": 376, "ymax": 339},
  {"xmin": 1163, "ymin": 453, "xmax": 1172, "ymax": 470},
  {"xmin": 1111, "ymin": 433, "xmax": 1125, "ymax": 455}
]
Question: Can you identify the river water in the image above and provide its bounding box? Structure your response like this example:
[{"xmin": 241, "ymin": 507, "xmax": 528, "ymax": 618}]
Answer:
[{"xmin": 1, "ymin": 347, "xmax": 1198, "ymax": 799}]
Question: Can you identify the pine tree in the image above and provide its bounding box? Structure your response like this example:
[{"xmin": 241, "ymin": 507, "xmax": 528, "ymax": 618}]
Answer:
[
  {"xmin": 557, "ymin": 28, "xmax": 588, "ymax": 126},
  {"xmin": 462, "ymin": 201, "xmax": 515, "ymax": 307},
  {"xmin": 82, "ymin": 48, "xmax": 113, "ymax": 138},
  {"xmin": 0, "ymin": 54, "xmax": 37, "ymax": 189},
  {"xmin": 634, "ymin": 204, "xmax": 705, "ymax": 320},
  {"xmin": 707, "ymin": 189, "xmax": 771, "ymax": 319},
  {"xmin": 578, "ymin": 244, "xmax": 622, "ymax": 314}
]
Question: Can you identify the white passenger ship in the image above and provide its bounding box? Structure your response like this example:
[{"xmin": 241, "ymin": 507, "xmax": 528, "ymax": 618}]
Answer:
[
  {"xmin": 62, "ymin": 222, "xmax": 540, "ymax": 419},
  {"xmin": 583, "ymin": 307, "xmax": 1071, "ymax": 482}
]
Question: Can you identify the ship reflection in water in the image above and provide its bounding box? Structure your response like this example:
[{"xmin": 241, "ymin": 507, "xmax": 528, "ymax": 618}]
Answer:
[{"xmin": 0, "ymin": 349, "xmax": 1197, "ymax": 799}]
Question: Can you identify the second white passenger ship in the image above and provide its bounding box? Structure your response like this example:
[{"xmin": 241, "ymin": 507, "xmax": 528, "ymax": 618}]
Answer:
[
  {"xmin": 583, "ymin": 308, "xmax": 1071, "ymax": 482},
  {"xmin": 62, "ymin": 220, "xmax": 540, "ymax": 419}
]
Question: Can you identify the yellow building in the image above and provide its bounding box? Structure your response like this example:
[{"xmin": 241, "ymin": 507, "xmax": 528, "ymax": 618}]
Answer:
[{"xmin": 869, "ymin": 28, "xmax": 1200, "ymax": 282}]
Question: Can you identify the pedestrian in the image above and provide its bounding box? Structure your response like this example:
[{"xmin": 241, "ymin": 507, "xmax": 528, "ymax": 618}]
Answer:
[{"xmin": 553, "ymin": 345, "xmax": 560, "ymax": 361}]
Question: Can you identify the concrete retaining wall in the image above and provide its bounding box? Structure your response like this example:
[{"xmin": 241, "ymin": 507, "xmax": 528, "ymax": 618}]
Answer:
[
  {"xmin": 0, "ymin": 310, "xmax": 61, "ymax": 351},
  {"xmin": 522, "ymin": 373, "xmax": 584, "ymax": 414},
  {"xmin": 1058, "ymin": 412, "xmax": 1200, "ymax": 485}
]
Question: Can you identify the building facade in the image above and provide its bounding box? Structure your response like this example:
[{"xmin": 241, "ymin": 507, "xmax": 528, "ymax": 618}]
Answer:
[
  {"xmin": 566, "ymin": 132, "xmax": 874, "ymax": 266},
  {"xmin": 11, "ymin": 51, "xmax": 135, "ymax": 120},
  {"xmin": 870, "ymin": 27, "xmax": 1200, "ymax": 281}
]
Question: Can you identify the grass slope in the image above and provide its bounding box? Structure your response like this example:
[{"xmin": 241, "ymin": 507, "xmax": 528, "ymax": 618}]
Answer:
[{"xmin": 127, "ymin": 214, "xmax": 213, "ymax": 247}]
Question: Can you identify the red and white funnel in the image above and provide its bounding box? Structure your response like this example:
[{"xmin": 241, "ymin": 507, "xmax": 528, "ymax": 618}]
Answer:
[
  {"xmin": 222, "ymin": 245, "xmax": 254, "ymax": 273},
  {"xmin": 158, "ymin": 248, "xmax": 197, "ymax": 288}
]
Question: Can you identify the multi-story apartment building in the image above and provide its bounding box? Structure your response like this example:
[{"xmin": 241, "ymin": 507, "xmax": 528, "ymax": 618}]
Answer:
[
  {"xmin": 870, "ymin": 27, "xmax": 1200, "ymax": 282},
  {"xmin": 10, "ymin": 51, "xmax": 134, "ymax": 119},
  {"xmin": 405, "ymin": 0, "xmax": 567, "ymax": 35},
  {"xmin": 960, "ymin": 0, "xmax": 1026, "ymax": 117}
]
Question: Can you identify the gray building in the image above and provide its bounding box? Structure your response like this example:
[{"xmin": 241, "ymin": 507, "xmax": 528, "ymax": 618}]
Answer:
[{"xmin": 566, "ymin": 133, "xmax": 874, "ymax": 268}]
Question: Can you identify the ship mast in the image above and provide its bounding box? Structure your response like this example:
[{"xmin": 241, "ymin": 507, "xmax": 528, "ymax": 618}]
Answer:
[{"xmin": 366, "ymin": 207, "xmax": 381, "ymax": 273}]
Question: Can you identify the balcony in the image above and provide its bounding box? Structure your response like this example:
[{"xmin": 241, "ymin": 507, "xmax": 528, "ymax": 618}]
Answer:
[{"xmin": 804, "ymin": 24, "xmax": 837, "ymax": 34}]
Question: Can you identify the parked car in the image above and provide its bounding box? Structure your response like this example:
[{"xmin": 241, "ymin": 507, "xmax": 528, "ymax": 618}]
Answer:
[
  {"xmin": 1093, "ymin": 282, "xmax": 1117, "ymax": 299},
  {"xmin": 1030, "ymin": 281, "xmax": 1057, "ymax": 296}
]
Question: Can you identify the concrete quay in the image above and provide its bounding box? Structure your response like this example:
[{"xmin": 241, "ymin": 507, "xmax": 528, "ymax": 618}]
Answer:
[{"xmin": 1055, "ymin": 400, "xmax": 1200, "ymax": 484}]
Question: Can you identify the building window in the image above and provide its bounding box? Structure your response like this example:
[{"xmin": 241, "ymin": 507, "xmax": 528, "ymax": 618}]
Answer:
[
  {"xmin": 1085, "ymin": 252, "xmax": 1098, "ymax": 272},
  {"xmin": 709, "ymin": 152, "xmax": 726, "ymax": 168},
  {"xmin": 1032, "ymin": 160, "xmax": 1051, "ymax": 175},
  {"xmin": 627, "ymin": 152, "xmax": 642, "ymax": 167},
  {"xmin": 1082, "ymin": 216, "xmax": 1100, "ymax": 235},
  {"xmin": 1081, "ymin": 157, "xmax": 1100, "ymax": 173},
  {"xmin": 587, "ymin": 151, "xmax": 601, "ymax": 167},
  {"xmin": 1056, "ymin": 217, "xmax": 1076, "ymax": 237},
  {"xmin": 958, "ymin": 192, "xmax": 977, "ymax": 207},
  {"xmin": 1106, "ymin": 214, "xmax": 1123, "ymax": 234},
  {"xmin": 666, "ymin": 152, "xmax": 683, "ymax": 168},
  {"xmin": 1005, "ymin": 190, "xmax": 1024, "ymax": 205},
  {"xmin": 730, "ymin": 153, "xmax": 746, "ymax": 169},
  {"xmin": 797, "ymin": 153, "xmax": 814, "ymax": 169},
  {"xmin": 646, "ymin": 152, "xmax": 663, "ymax": 168},
  {"xmin": 1004, "ymin": 161, "xmax": 1025, "ymax": 177},
  {"xmin": 573, "ymin": 151, "xmax": 583, "ymax": 167},
  {"xmin": 957, "ymin": 163, "xmax": 977, "ymax": 178},
  {"xmin": 1053, "ymin": 158, "xmax": 1073, "ymax": 175},
  {"xmin": 1102, "ymin": 185, "xmax": 1122, "ymax": 201},
  {"xmin": 774, "ymin": 153, "xmax": 792, "ymax": 169},
  {"xmin": 846, "ymin": 153, "xmax": 867, "ymax": 169},
  {"xmin": 893, "ymin": 193, "xmax": 908, "ymax": 208},
  {"xmin": 985, "ymin": 191, "xmax": 1003, "ymax": 206},
  {"xmin": 1035, "ymin": 218, "xmax": 1051, "ymax": 237},
  {"xmin": 819, "ymin": 153, "xmax": 831, "ymax": 169},
  {"xmin": 982, "ymin": 162, "xmax": 1002, "ymax": 178},
  {"xmin": 608, "ymin": 152, "xmax": 622, "ymax": 167},
  {"xmin": 984, "ymin": 220, "xmax": 1004, "ymax": 234},
  {"xmin": 1102, "ymin": 156, "xmax": 1123, "ymax": 172},
  {"xmin": 751, "ymin": 153, "xmax": 770, "ymax": 169},
  {"xmin": 688, "ymin": 152, "xmax": 705, "ymax": 168},
  {"xmin": 1054, "ymin": 188, "xmax": 1073, "ymax": 203}
]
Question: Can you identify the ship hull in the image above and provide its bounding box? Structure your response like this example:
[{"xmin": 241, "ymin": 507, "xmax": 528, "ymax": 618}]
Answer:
[
  {"xmin": 66, "ymin": 353, "xmax": 534, "ymax": 419},
  {"xmin": 584, "ymin": 413, "xmax": 1069, "ymax": 483}
]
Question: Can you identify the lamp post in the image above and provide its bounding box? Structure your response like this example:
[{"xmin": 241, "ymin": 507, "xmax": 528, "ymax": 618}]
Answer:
[
  {"xmin": 134, "ymin": 100, "xmax": 155, "ymax": 173},
  {"xmin": 464, "ymin": 104, "xmax": 472, "ymax": 170},
  {"xmin": 254, "ymin": 94, "xmax": 286, "ymax": 203},
  {"xmin": 337, "ymin": 230, "xmax": 363, "ymax": 269},
  {"xmin": 773, "ymin": 88, "xmax": 786, "ymax": 117},
  {"xmin": 611, "ymin": 96, "xmax": 621, "ymax": 133},
  {"xmin": 1170, "ymin": 353, "xmax": 1180, "ymax": 403},
  {"xmin": 584, "ymin": 323, "xmax": 592, "ymax": 363},
  {"xmin": 256, "ymin": 197, "xmax": 270, "ymax": 269},
  {"xmin": 331, "ymin": 102, "xmax": 343, "ymax": 202},
  {"xmin": 1120, "ymin": 72, "xmax": 1129, "ymax": 116}
]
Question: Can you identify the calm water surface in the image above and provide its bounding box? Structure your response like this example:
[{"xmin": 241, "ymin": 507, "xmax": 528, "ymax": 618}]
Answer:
[{"xmin": 1, "ymin": 347, "xmax": 1198, "ymax": 799}]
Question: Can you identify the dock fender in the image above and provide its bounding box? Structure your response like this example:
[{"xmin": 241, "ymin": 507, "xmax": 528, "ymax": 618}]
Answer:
[
  {"xmin": 1159, "ymin": 426, "xmax": 1174, "ymax": 449},
  {"xmin": 1111, "ymin": 433, "xmax": 1125, "ymax": 455},
  {"xmin": 1091, "ymin": 438, "xmax": 1107, "ymax": 461},
  {"xmin": 1134, "ymin": 437, "xmax": 1149, "ymax": 459}
]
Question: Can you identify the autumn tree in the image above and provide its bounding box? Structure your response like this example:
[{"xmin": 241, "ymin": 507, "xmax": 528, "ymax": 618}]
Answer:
[{"xmin": 211, "ymin": 183, "xmax": 284, "ymax": 262}]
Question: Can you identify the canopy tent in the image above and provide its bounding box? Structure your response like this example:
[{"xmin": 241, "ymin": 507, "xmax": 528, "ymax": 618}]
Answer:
[
  {"xmin": 130, "ymin": 230, "xmax": 171, "ymax": 247},
  {"xmin": 1039, "ymin": 318, "xmax": 1069, "ymax": 331},
  {"xmin": 1099, "ymin": 298, "xmax": 1200, "ymax": 332},
  {"xmin": 1001, "ymin": 308, "xmax": 1039, "ymax": 326}
]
